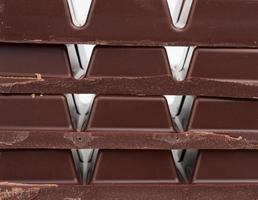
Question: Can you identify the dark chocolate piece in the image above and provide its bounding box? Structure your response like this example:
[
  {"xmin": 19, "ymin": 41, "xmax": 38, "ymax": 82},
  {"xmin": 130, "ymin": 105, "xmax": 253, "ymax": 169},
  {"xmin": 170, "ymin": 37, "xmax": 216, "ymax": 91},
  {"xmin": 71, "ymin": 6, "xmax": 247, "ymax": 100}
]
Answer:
[
  {"xmin": 0, "ymin": 150, "xmax": 80, "ymax": 184},
  {"xmin": 2, "ymin": 0, "xmax": 258, "ymax": 46},
  {"xmin": 0, "ymin": 44, "xmax": 72, "ymax": 78},
  {"xmin": 90, "ymin": 150, "xmax": 179, "ymax": 183},
  {"xmin": 188, "ymin": 48, "xmax": 258, "ymax": 80},
  {"xmin": 187, "ymin": 97, "xmax": 258, "ymax": 134},
  {"xmin": 192, "ymin": 150, "xmax": 258, "ymax": 183},
  {"xmin": 86, "ymin": 46, "xmax": 171, "ymax": 77},
  {"xmin": 0, "ymin": 95, "xmax": 74, "ymax": 130},
  {"xmin": 86, "ymin": 96, "xmax": 175, "ymax": 131}
]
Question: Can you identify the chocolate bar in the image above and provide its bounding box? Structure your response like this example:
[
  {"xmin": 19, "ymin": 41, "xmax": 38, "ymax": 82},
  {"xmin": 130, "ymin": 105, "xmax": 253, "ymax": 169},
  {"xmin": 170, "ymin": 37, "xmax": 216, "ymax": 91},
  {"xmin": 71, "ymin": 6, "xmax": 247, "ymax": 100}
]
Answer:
[
  {"xmin": 85, "ymin": 95, "xmax": 175, "ymax": 131},
  {"xmin": 0, "ymin": 95, "xmax": 74, "ymax": 130},
  {"xmin": 90, "ymin": 150, "xmax": 180, "ymax": 183},
  {"xmin": 187, "ymin": 97, "xmax": 258, "ymax": 137},
  {"xmin": 191, "ymin": 150, "xmax": 258, "ymax": 183},
  {"xmin": 2, "ymin": 0, "xmax": 258, "ymax": 199},
  {"xmin": 0, "ymin": 150, "xmax": 80, "ymax": 184},
  {"xmin": 1, "ymin": 94, "xmax": 258, "ymax": 149},
  {"xmin": 1, "ymin": 150, "xmax": 258, "ymax": 199},
  {"xmin": 0, "ymin": 45, "xmax": 258, "ymax": 98},
  {"xmin": 2, "ymin": 0, "xmax": 258, "ymax": 46}
]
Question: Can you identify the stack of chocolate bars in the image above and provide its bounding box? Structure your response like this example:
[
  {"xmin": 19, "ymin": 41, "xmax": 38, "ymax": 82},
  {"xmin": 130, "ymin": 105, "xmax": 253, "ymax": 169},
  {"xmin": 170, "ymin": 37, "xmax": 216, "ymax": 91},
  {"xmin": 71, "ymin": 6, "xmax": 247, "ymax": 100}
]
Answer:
[{"xmin": 0, "ymin": 0, "xmax": 258, "ymax": 199}]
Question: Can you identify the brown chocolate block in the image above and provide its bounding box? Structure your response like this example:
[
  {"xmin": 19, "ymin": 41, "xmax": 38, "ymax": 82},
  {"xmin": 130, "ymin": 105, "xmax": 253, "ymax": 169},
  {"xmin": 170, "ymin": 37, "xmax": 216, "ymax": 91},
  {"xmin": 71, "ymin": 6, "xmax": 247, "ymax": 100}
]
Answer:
[
  {"xmin": 192, "ymin": 150, "xmax": 258, "ymax": 183},
  {"xmin": 187, "ymin": 97, "xmax": 258, "ymax": 133},
  {"xmin": 90, "ymin": 150, "xmax": 180, "ymax": 183},
  {"xmin": 86, "ymin": 96, "xmax": 175, "ymax": 131},
  {"xmin": 188, "ymin": 48, "xmax": 258, "ymax": 81},
  {"xmin": 0, "ymin": 95, "xmax": 74, "ymax": 130},
  {"xmin": 0, "ymin": 44, "xmax": 72, "ymax": 78},
  {"xmin": 86, "ymin": 46, "xmax": 172, "ymax": 77},
  {"xmin": 0, "ymin": 150, "xmax": 80, "ymax": 184}
]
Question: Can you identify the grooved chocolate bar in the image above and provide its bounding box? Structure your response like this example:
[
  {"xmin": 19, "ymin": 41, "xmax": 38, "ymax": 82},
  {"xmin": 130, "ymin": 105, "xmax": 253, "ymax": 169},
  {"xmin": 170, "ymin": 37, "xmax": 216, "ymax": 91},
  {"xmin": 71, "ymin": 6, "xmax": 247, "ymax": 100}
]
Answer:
[
  {"xmin": 0, "ymin": 45, "xmax": 258, "ymax": 98},
  {"xmin": 90, "ymin": 150, "xmax": 180, "ymax": 183},
  {"xmin": 0, "ymin": 150, "xmax": 80, "ymax": 184},
  {"xmin": 1, "ymin": 95, "xmax": 258, "ymax": 149},
  {"xmin": 2, "ymin": 0, "xmax": 258, "ymax": 46},
  {"xmin": 2, "ymin": 0, "xmax": 258, "ymax": 199},
  {"xmin": 191, "ymin": 150, "xmax": 258, "ymax": 183},
  {"xmin": 0, "ymin": 95, "xmax": 74, "ymax": 130},
  {"xmin": 85, "ymin": 95, "xmax": 175, "ymax": 131}
]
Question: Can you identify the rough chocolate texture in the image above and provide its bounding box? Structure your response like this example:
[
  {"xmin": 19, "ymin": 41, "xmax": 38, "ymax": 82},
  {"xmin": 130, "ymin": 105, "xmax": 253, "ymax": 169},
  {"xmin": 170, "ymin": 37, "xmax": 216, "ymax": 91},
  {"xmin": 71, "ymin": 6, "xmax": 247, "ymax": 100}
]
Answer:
[
  {"xmin": 1, "ymin": 183, "xmax": 258, "ymax": 200},
  {"xmin": 0, "ymin": 130, "xmax": 257, "ymax": 149},
  {"xmin": 0, "ymin": 73, "xmax": 258, "ymax": 98}
]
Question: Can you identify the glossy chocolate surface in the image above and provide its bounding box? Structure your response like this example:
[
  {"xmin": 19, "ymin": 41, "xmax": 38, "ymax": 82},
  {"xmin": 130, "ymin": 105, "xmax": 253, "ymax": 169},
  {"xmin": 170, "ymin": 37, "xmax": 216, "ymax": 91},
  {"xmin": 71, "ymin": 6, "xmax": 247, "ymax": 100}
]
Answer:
[
  {"xmin": 192, "ymin": 150, "xmax": 258, "ymax": 183},
  {"xmin": 0, "ymin": 44, "xmax": 71, "ymax": 78},
  {"xmin": 188, "ymin": 97, "xmax": 258, "ymax": 132},
  {"xmin": 0, "ymin": 150, "xmax": 79, "ymax": 184},
  {"xmin": 86, "ymin": 46, "xmax": 171, "ymax": 77},
  {"xmin": 188, "ymin": 48, "xmax": 258, "ymax": 80},
  {"xmin": 2, "ymin": 0, "xmax": 258, "ymax": 46},
  {"xmin": 91, "ymin": 150, "xmax": 179, "ymax": 183},
  {"xmin": 0, "ymin": 95, "xmax": 73, "ymax": 130},
  {"xmin": 86, "ymin": 96, "xmax": 174, "ymax": 131}
]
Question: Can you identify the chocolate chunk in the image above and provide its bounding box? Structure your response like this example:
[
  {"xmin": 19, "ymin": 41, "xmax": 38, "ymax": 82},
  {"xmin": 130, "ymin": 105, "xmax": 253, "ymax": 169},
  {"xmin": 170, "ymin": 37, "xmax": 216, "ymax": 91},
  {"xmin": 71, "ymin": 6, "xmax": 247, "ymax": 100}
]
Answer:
[
  {"xmin": 85, "ymin": 96, "xmax": 175, "ymax": 131},
  {"xmin": 0, "ymin": 44, "xmax": 72, "ymax": 78},
  {"xmin": 0, "ymin": 150, "xmax": 80, "ymax": 184},
  {"xmin": 192, "ymin": 150, "xmax": 258, "ymax": 183},
  {"xmin": 86, "ymin": 46, "xmax": 171, "ymax": 77},
  {"xmin": 0, "ymin": 95, "xmax": 74, "ymax": 130},
  {"xmin": 90, "ymin": 150, "xmax": 180, "ymax": 183}
]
